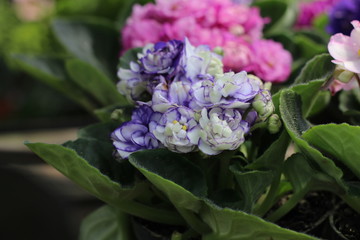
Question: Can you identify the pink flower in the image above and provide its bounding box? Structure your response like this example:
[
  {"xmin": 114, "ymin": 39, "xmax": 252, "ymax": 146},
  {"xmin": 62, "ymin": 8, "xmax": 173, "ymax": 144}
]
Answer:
[
  {"xmin": 329, "ymin": 78, "xmax": 358, "ymax": 94},
  {"xmin": 328, "ymin": 20, "xmax": 360, "ymax": 74},
  {"xmin": 296, "ymin": 0, "xmax": 338, "ymax": 28},
  {"xmin": 222, "ymin": 39, "xmax": 253, "ymax": 72},
  {"xmin": 244, "ymin": 39, "xmax": 292, "ymax": 83}
]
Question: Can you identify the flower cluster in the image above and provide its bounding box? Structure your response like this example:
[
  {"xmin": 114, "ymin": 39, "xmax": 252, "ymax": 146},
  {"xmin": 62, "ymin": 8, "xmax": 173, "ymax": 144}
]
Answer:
[
  {"xmin": 121, "ymin": 0, "xmax": 292, "ymax": 83},
  {"xmin": 112, "ymin": 39, "xmax": 276, "ymax": 158},
  {"xmin": 328, "ymin": 20, "xmax": 360, "ymax": 93}
]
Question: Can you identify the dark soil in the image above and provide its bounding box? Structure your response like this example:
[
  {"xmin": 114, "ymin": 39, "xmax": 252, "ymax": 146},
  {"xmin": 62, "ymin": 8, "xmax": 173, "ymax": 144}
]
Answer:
[
  {"xmin": 276, "ymin": 191, "xmax": 360, "ymax": 240},
  {"xmin": 328, "ymin": 203, "xmax": 360, "ymax": 240}
]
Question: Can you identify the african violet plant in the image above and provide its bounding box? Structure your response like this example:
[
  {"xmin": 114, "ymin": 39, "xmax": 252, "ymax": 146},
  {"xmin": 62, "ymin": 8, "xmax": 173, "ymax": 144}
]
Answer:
[{"xmin": 14, "ymin": 0, "xmax": 360, "ymax": 239}]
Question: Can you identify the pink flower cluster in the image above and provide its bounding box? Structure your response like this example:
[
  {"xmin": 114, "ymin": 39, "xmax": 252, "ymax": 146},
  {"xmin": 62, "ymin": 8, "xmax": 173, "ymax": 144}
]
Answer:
[
  {"xmin": 121, "ymin": 0, "xmax": 292, "ymax": 83},
  {"xmin": 296, "ymin": 0, "xmax": 338, "ymax": 28}
]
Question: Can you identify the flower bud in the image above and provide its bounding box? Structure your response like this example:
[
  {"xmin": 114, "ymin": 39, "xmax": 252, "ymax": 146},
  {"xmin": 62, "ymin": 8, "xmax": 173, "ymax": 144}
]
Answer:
[
  {"xmin": 252, "ymin": 89, "xmax": 274, "ymax": 121},
  {"xmin": 333, "ymin": 67, "xmax": 356, "ymax": 83},
  {"xmin": 267, "ymin": 114, "xmax": 281, "ymax": 134}
]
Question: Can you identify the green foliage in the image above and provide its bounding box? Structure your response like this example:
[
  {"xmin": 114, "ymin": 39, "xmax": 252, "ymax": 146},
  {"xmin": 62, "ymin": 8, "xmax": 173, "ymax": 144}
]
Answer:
[
  {"xmin": 79, "ymin": 205, "xmax": 135, "ymax": 240},
  {"xmin": 201, "ymin": 201, "xmax": 318, "ymax": 240},
  {"xmin": 303, "ymin": 124, "xmax": 360, "ymax": 179},
  {"xmin": 51, "ymin": 18, "xmax": 119, "ymax": 80},
  {"xmin": 129, "ymin": 149, "xmax": 207, "ymax": 212}
]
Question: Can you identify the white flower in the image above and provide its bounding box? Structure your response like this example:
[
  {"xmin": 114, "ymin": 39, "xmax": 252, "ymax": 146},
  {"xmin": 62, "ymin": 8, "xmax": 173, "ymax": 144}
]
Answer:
[{"xmin": 198, "ymin": 107, "xmax": 250, "ymax": 155}]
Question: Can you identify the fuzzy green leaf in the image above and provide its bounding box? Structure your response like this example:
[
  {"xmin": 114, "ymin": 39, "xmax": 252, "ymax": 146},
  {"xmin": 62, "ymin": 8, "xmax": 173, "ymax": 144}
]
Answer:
[
  {"xmin": 294, "ymin": 54, "xmax": 334, "ymax": 84},
  {"xmin": 201, "ymin": 201, "xmax": 318, "ymax": 240},
  {"xmin": 303, "ymin": 124, "xmax": 360, "ymax": 180},
  {"xmin": 279, "ymin": 90, "xmax": 344, "ymax": 185}
]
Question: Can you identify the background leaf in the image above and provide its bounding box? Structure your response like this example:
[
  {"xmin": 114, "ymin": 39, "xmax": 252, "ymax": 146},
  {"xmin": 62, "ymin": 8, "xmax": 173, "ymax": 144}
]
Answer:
[
  {"xmin": 66, "ymin": 59, "xmax": 127, "ymax": 106},
  {"xmin": 254, "ymin": 0, "xmax": 296, "ymax": 36},
  {"xmin": 12, "ymin": 54, "xmax": 95, "ymax": 111},
  {"xmin": 79, "ymin": 205, "xmax": 134, "ymax": 240},
  {"xmin": 52, "ymin": 17, "xmax": 119, "ymax": 79}
]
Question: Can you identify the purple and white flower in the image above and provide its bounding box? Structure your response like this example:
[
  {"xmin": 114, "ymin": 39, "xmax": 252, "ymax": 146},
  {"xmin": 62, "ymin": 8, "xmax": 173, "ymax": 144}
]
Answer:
[
  {"xmin": 117, "ymin": 61, "xmax": 147, "ymax": 102},
  {"xmin": 111, "ymin": 105, "xmax": 160, "ymax": 159},
  {"xmin": 140, "ymin": 40, "xmax": 184, "ymax": 76},
  {"xmin": 198, "ymin": 107, "xmax": 250, "ymax": 155},
  {"xmin": 152, "ymin": 78, "xmax": 192, "ymax": 113},
  {"xmin": 212, "ymin": 71, "xmax": 262, "ymax": 109},
  {"xmin": 152, "ymin": 106, "xmax": 200, "ymax": 153},
  {"xmin": 182, "ymin": 38, "xmax": 224, "ymax": 81}
]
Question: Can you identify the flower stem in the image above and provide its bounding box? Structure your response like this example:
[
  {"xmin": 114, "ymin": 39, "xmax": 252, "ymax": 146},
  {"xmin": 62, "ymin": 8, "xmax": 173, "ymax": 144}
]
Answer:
[
  {"xmin": 175, "ymin": 207, "xmax": 211, "ymax": 235},
  {"xmin": 217, "ymin": 151, "xmax": 235, "ymax": 190},
  {"xmin": 265, "ymin": 187, "xmax": 309, "ymax": 222},
  {"xmin": 253, "ymin": 169, "xmax": 282, "ymax": 217},
  {"xmin": 111, "ymin": 200, "xmax": 186, "ymax": 225}
]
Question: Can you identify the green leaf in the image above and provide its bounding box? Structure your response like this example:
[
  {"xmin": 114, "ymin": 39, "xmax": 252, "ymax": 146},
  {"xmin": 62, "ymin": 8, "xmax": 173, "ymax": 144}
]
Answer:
[
  {"xmin": 230, "ymin": 167, "xmax": 273, "ymax": 213},
  {"xmin": 293, "ymin": 35, "xmax": 327, "ymax": 59},
  {"xmin": 254, "ymin": 0, "xmax": 295, "ymax": 35},
  {"xmin": 247, "ymin": 130, "xmax": 290, "ymax": 171},
  {"xmin": 79, "ymin": 205, "xmax": 135, "ymax": 240},
  {"xmin": 303, "ymin": 124, "xmax": 360, "ymax": 180},
  {"xmin": 272, "ymin": 80, "xmax": 325, "ymax": 117},
  {"xmin": 66, "ymin": 59, "xmax": 127, "ymax": 106},
  {"xmin": 279, "ymin": 90, "xmax": 344, "ymax": 184},
  {"xmin": 129, "ymin": 149, "xmax": 207, "ymax": 212},
  {"xmin": 294, "ymin": 54, "xmax": 334, "ymax": 84},
  {"xmin": 118, "ymin": 47, "xmax": 143, "ymax": 68},
  {"xmin": 200, "ymin": 201, "xmax": 318, "ymax": 240},
  {"xmin": 12, "ymin": 54, "xmax": 95, "ymax": 111},
  {"xmin": 52, "ymin": 18, "xmax": 119, "ymax": 79},
  {"xmin": 284, "ymin": 153, "xmax": 345, "ymax": 195},
  {"xmin": 339, "ymin": 88, "xmax": 360, "ymax": 116},
  {"xmin": 26, "ymin": 142, "xmax": 135, "ymax": 203},
  {"xmin": 284, "ymin": 153, "xmax": 314, "ymax": 192},
  {"xmin": 77, "ymin": 121, "xmax": 120, "ymax": 141}
]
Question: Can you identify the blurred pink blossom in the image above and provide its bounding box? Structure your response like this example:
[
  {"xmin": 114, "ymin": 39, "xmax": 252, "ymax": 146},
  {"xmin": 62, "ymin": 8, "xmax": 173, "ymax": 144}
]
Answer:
[
  {"xmin": 296, "ymin": 0, "xmax": 338, "ymax": 28},
  {"xmin": 121, "ymin": 0, "xmax": 292, "ymax": 83},
  {"xmin": 243, "ymin": 40, "xmax": 292, "ymax": 83}
]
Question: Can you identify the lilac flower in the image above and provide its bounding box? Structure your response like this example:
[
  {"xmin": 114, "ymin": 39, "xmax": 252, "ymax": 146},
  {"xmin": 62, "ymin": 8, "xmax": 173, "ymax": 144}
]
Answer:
[
  {"xmin": 197, "ymin": 107, "xmax": 250, "ymax": 155},
  {"xmin": 151, "ymin": 78, "xmax": 192, "ymax": 113},
  {"xmin": 140, "ymin": 40, "xmax": 184, "ymax": 76},
  {"xmin": 111, "ymin": 105, "xmax": 160, "ymax": 159},
  {"xmin": 117, "ymin": 61, "xmax": 147, "ymax": 102},
  {"xmin": 327, "ymin": 0, "xmax": 360, "ymax": 35},
  {"xmin": 212, "ymin": 71, "xmax": 262, "ymax": 109},
  {"xmin": 152, "ymin": 106, "xmax": 200, "ymax": 153},
  {"xmin": 181, "ymin": 38, "xmax": 223, "ymax": 81},
  {"xmin": 189, "ymin": 74, "xmax": 217, "ymax": 110}
]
